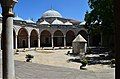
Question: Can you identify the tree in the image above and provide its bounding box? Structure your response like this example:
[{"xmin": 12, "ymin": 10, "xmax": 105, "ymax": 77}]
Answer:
[
  {"xmin": 114, "ymin": 0, "xmax": 120, "ymax": 79},
  {"xmin": 85, "ymin": 0, "xmax": 114, "ymax": 48}
]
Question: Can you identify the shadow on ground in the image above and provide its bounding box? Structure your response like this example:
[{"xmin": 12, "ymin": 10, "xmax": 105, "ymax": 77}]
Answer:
[{"xmin": 66, "ymin": 52, "xmax": 113, "ymax": 66}]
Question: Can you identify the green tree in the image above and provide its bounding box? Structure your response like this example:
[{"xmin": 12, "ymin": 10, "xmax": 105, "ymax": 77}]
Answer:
[{"xmin": 85, "ymin": 0, "xmax": 114, "ymax": 47}]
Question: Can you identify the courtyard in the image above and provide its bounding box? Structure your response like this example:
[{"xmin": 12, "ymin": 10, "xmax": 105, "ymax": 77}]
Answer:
[{"xmin": 0, "ymin": 49, "xmax": 115, "ymax": 79}]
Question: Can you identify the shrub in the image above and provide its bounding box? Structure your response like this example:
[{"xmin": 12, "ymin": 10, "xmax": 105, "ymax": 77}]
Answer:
[
  {"xmin": 25, "ymin": 54, "xmax": 34, "ymax": 59},
  {"xmin": 80, "ymin": 59, "xmax": 88, "ymax": 64},
  {"xmin": 111, "ymin": 59, "xmax": 115, "ymax": 64},
  {"xmin": 80, "ymin": 59, "xmax": 88, "ymax": 69}
]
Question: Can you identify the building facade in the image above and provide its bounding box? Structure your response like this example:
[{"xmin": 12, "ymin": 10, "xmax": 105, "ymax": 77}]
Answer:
[{"xmin": 0, "ymin": 9, "xmax": 88, "ymax": 50}]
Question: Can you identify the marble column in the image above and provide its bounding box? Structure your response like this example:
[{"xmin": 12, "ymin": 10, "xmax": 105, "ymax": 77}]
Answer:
[
  {"xmin": 64, "ymin": 35, "xmax": 66, "ymax": 47},
  {"xmin": 1, "ymin": 1, "xmax": 17, "ymax": 78},
  {"xmin": 52, "ymin": 35, "xmax": 54, "ymax": 48},
  {"xmin": 0, "ymin": 34, "xmax": 1, "ymax": 50},
  {"xmin": 28, "ymin": 35, "xmax": 30, "ymax": 49},
  {"xmin": 85, "ymin": 43, "xmax": 87, "ymax": 53},
  {"xmin": 38, "ymin": 35, "xmax": 40, "ymax": 48}
]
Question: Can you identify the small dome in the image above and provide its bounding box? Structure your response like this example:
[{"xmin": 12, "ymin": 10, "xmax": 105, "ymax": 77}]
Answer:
[
  {"xmin": 40, "ymin": 19, "xmax": 49, "ymax": 25},
  {"xmin": 42, "ymin": 9, "xmax": 62, "ymax": 18},
  {"xmin": 80, "ymin": 21, "xmax": 86, "ymax": 25},
  {"xmin": 0, "ymin": 14, "xmax": 2, "ymax": 17},
  {"xmin": 64, "ymin": 21, "xmax": 73, "ymax": 25},
  {"xmin": 25, "ymin": 19, "xmax": 35, "ymax": 23},
  {"xmin": 52, "ymin": 18, "xmax": 64, "ymax": 25},
  {"xmin": 13, "ymin": 16, "xmax": 23, "ymax": 21}
]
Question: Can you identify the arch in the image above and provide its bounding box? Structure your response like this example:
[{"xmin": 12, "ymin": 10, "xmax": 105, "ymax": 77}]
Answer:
[
  {"xmin": 30, "ymin": 29, "xmax": 38, "ymax": 47},
  {"xmin": 66, "ymin": 30, "xmax": 75, "ymax": 46},
  {"xmin": 18, "ymin": 28, "xmax": 28, "ymax": 48},
  {"xmin": 78, "ymin": 30, "xmax": 88, "ymax": 40},
  {"xmin": 53, "ymin": 30, "xmax": 64, "ymax": 47},
  {"xmin": 40, "ymin": 30, "xmax": 51, "ymax": 47},
  {"xmin": 53, "ymin": 30, "xmax": 63, "ymax": 36}
]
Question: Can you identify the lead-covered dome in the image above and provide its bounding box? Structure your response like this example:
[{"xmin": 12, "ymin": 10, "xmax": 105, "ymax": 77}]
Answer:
[
  {"xmin": 42, "ymin": 9, "xmax": 62, "ymax": 18},
  {"xmin": 13, "ymin": 16, "xmax": 23, "ymax": 21},
  {"xmin": 52, "ymin": 18, "xmax": 64, "ymax": 25}
]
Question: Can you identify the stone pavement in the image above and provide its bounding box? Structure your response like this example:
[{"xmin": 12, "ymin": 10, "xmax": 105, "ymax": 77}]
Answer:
[{"xmin": 0, "ymin": 51, "xmax": 115, "ymax": 79}]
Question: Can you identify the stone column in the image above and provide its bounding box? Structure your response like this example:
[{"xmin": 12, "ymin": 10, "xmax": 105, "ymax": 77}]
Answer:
[
  {"xmin": 0, "ymin": 34, "xmax": 1, "ymax": 50},
  {"xmin": 52, "ymin": 35, "xmax": 54, "ymax": 48},
  {"xmin": 28, "ymin": 35, "xmax": 30, "ymax": 49},
  {"xmin": 38, "ymin": 35, "xmax": 40, "ymax": 48},
  {"xmin": 64, "ymin": 35, "xmax": 66, "ymax": 47},
  {"xmin": 1, "ymin": 0, "xmax": 17, "ymax": 78},
  {"xmin": 15, "ymin": 35, "xmax": 18, "ymax": 49},
  {"xmin": 85, "ymin": 43, "xmax": 87, "ymax": 53}
]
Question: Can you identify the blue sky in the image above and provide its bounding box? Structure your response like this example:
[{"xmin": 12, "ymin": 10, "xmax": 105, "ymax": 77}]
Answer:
[{"xmin": 0, "ymin": 0, "xmax": 90, "ymax": 22}]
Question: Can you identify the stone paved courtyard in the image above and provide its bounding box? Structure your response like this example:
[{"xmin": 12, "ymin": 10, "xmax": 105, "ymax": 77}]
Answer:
[{"xmin": 0, "ymin": 49, "xmax": 115, "ymax": 79}]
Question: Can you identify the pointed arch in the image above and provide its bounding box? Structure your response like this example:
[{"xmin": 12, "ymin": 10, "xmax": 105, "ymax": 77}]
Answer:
[
  {"xmin": 66, "ymin": 30, "xmax": 75, "ymax": 46},
  {"xmin": 40, "ymin": 30, "xmax": 51, "ymax": 47},
  {"xmin": 53, "ymin": 30, "xmax": 64, "ymax": 47},
  {"xmin": 30, "ymin": 29, "xmax": 38, "ymax": 47},
  {"xmin": 78, "ymin": 30, "xmax": 88, "ymax": 40},
  {"xmin": 18, "ymin": 28, "xmax": 28, "ymax": 48}
]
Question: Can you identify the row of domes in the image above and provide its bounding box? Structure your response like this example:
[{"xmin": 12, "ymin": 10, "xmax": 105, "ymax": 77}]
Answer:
[
  {"xmin": 0, "ymin": 9, "xmax": 63, "ymax": 23},
  {"xmin": 39, "ymin": 18, "xmax": 73, "ymax": 25},
  {"xmin": 0, "ymin": 14, "xmax": 73, "ymax": 25},
  {"xmin": 0, "ymin": 9, "xmax": 85, "ymax": 25},
  {"xmin": 0, "ymin": 9, "xmax": 62, "ymax": 18},
  {"xmin": 0, "ymin": 14, "xmax": 35, "ymax": 23}
]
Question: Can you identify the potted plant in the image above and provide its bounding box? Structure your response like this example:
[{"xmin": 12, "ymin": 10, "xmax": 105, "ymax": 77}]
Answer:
[
  {"xmin": 111, "ymin": 58, "xmax": 115, "ymax": 68},
  {"xmin": 25, "ymin": 54, "xmax": 34, "ymax": 62},
  {"xmin": 80, "ymin": 59, "xmax": 88, "ymax": 69}
]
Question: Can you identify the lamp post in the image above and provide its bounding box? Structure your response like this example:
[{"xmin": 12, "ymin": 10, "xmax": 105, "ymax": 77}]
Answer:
[{"xmin": 1, "ymin": 0, "xmax": 18, "ymax": 79}]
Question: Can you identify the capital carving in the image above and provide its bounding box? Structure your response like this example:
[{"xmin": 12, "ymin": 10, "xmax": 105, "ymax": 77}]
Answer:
[{"xmin": 1, "ymin": 0, "xmax": 18, "ymax": 16}]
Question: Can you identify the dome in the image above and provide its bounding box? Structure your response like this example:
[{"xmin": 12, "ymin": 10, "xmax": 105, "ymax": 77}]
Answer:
[
  {"xmin": 42, "ymin": 9, "xmax": 62, "ymax": 18},
  {"xmin": 40, "ymin": 19, "xmax": 49, "ymax": 25},
  {"xmin": 80, "ymin": 21, "xmax": 86, "ymax": 25},
  {"xmin": 64, "ymin": 21, "xmax": 73, "ymax": 25},
  {"xmin": 25, "ymin": 19, "xmax": 35, "ymax": 23},
  {"xmin": 13, "ymin": 16, "xmax": 23, "ymax": 21},
  {"xmin": 52, "ymin": 18, "xmax": 64, "ymax": 25}
]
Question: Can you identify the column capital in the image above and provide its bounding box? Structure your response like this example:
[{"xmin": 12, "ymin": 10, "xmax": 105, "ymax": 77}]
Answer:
[
  {"xmin": 1, "ymin": 0, "xmax": 18, "ymax": 8},
  {"xmin": 1, "ymin": 0, "xmax": 18, "ymax": 17}
]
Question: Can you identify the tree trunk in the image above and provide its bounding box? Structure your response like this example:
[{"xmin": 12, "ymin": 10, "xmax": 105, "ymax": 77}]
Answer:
[{"xmin": 114, "ymin": 0, "xmax": 120, "ymax": 79}]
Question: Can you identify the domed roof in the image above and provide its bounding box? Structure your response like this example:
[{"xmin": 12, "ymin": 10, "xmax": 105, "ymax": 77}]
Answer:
[
  {"xmin": 64, "ymin": 21, "xmax": 73, "ymax": 25},
  {"xmin": 80, "ymin": 21, "xmax": 86, "ymax": 25},
  {"xmin": 42, "ymin": 9, "xmax": 62, "ymax": 18},
  {"xmin": 51, "ymin": 18, "xmax": 64, "ymax": 25},
  {"xmin": 40, "ymin": 19, "xmax": 49, "ymax": 25},
  {"xmin": 13, "ymin": 16, "xmax": 23, "ymax": 21},
  {"xmin": 25, "ymin": 19, "xmax": 35, "ymax": 23}
]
